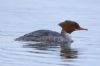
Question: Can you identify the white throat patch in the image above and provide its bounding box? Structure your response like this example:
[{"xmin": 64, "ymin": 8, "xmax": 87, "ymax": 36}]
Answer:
[{"xmin": 65, "ymin": 33, "xmax": 72, "ymax": 42}]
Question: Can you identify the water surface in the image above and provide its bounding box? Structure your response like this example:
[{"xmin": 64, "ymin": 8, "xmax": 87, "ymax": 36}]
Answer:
[{"xmin": 0, "ymin": 0, "xmax": 100, "ymax": 66}]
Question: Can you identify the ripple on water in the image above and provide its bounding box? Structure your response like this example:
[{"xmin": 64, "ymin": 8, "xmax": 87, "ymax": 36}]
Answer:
[{"xmin": 0, "ymin": 39, "xmax": 79, "ymax": 66}]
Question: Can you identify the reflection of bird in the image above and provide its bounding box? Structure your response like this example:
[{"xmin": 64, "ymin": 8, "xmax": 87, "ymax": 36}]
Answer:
[
  {"xmin": 23, "ymin": 42, "xmax": 60, "ymax": 50},
  {"xmin": 15, "ymin": 20, "xmax": 87, "ymax": 49},
  {"xmin": 60, "ymin": 48, "xmax": 78, "ymax": 59}
]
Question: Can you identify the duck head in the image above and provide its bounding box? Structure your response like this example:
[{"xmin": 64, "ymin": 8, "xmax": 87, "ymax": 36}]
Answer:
[{"xmin": 59, "ymin": 20, "xmax": 88, "ymax": 34}]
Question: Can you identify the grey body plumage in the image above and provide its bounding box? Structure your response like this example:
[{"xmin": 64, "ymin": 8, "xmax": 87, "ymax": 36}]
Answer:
[{"xmin": 15, "ymin": 30, "xmax": 66, "ymax": 43}]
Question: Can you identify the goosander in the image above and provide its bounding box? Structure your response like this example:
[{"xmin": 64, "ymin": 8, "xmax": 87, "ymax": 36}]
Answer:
[{"xmin": 15, "ymin": 20, "xmax": 87, "ymax": 48}]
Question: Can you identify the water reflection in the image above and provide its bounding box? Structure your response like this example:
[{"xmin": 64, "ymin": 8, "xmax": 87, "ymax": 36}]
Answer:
[
  {"xmin": 23, "ymin": 42, "xmax": 78, "ymax": 59},
  {"xmin": 60, "ymin": 48, "xmax": 78, "ymax": 59}
]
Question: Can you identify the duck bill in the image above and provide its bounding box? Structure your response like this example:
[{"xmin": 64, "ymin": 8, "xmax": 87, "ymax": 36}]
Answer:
[{"xmin": 76, "ymin": 27, "xmax": 88, "ymax": 31}]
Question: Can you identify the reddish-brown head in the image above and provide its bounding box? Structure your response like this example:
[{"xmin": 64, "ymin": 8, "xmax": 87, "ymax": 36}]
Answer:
[{"xmin": 59, "ymin": 20, "xmax": 88, "ymax": 33}]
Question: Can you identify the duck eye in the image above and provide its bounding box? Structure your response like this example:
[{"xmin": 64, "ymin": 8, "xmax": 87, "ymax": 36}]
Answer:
[{"xmin": 73, "ymin": 23, "xmax": 80, "ymax": 28}]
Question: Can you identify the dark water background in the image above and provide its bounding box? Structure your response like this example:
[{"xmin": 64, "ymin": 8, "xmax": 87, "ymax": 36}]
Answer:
[{"xmin": 0, "ymin": 0, "xmax": 100, "ymax": 66}]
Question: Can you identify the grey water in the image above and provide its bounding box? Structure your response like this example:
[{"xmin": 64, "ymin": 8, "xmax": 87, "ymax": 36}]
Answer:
[{"xmin": 0, "ymin": 0, "xmax": 100, "ymax": 66}]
